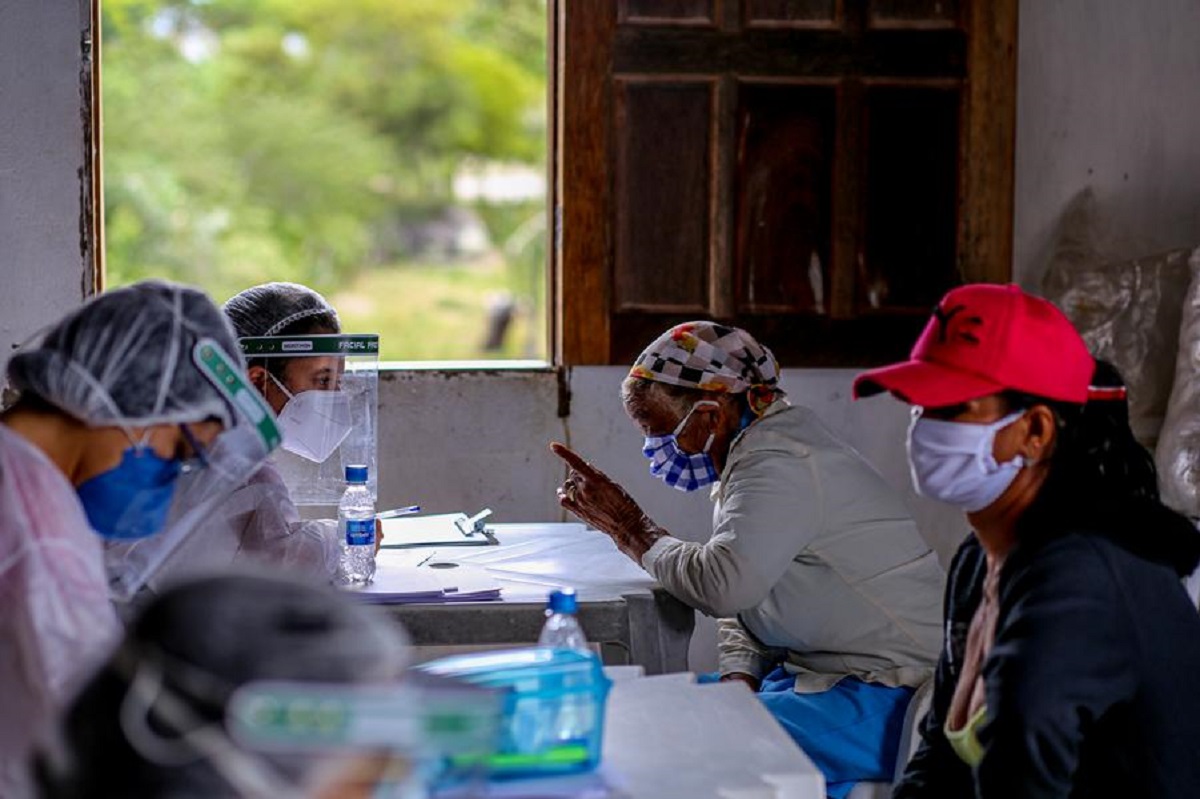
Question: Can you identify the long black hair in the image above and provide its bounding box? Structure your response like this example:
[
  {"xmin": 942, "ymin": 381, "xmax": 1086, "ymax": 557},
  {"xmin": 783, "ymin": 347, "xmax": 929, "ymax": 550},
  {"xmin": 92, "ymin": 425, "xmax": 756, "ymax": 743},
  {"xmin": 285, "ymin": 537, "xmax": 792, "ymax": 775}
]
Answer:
[{"xmin": 1009, "ymin": 359, "xmax": 1200, "ymax": 576}]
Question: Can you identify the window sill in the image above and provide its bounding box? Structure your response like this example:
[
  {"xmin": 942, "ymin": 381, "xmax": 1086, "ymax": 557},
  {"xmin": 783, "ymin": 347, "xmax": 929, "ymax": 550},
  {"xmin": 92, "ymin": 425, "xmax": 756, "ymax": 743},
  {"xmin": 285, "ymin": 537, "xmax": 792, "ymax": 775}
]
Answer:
[{"xmin": 378, "ymin": 359, "xmax": 554, "ymax": 374}]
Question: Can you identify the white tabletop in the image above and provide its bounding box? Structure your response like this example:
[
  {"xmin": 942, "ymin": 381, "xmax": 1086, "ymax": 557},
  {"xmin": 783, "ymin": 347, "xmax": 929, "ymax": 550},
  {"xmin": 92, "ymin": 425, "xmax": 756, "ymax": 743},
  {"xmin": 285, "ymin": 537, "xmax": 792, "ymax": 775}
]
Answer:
[
  {"xmin": 377, "ymin": 522, "xmax": 659, "ymax": 603},
  {"xmin": 437, "ymin": 675, "xmax": 824, "ymax": 799}
]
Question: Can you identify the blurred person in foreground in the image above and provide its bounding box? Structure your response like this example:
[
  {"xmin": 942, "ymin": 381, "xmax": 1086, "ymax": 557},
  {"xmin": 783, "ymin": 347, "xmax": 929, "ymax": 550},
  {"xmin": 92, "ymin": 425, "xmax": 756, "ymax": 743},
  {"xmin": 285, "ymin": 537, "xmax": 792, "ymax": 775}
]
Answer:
[
  {"xmin": 0, "ymin": 281, "xmax": 276, "ymax": 797},
  {"xmin": 551, "ymin": 321, "xmax": 944, "ymax": 798},
  {"xmin": 855, "ymin": 283, "xmax": 1200, "ymax": 798},
  {"xmin": 35, "ymin": 572, "xmax": 410, "ymax": 799}
]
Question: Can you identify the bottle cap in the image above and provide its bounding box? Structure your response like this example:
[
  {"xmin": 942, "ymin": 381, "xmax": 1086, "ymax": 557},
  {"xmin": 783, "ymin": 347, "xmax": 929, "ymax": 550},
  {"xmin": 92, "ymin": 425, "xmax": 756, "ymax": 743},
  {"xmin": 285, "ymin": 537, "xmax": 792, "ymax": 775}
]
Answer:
[
  {"xmin": 345, "ymin": 464, "xmax": 369, "ymax": 484},
  {"xmin": 547, "ymin": 588, "xmax": 577, "ymax": 614}
]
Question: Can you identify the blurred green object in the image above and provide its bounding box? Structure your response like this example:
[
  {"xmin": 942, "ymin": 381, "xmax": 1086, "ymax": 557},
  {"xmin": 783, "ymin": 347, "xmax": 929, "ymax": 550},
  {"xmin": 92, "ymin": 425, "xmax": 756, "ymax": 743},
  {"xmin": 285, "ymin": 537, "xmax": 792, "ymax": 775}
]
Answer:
[{"xmin": 416, "ymin": 648, "xmax": 612, "ymax": 780}]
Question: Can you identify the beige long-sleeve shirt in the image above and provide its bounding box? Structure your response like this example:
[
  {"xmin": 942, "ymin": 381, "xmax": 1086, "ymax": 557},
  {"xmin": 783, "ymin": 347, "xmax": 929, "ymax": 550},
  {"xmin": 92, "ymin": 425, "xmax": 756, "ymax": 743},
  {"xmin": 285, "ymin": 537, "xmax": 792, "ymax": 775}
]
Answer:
[{"xmin": 642, "ymin": 401, "xmax": 944, "ymax": 692}]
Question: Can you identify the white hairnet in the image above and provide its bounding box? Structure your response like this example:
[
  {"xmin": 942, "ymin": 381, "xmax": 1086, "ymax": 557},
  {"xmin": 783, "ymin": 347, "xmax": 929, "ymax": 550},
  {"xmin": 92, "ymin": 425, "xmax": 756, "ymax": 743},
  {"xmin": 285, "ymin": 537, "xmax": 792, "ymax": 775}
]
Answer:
[
  {"xmin": 7, "ymin": 280, "xmax": 245, "ymax": 429},
  {"xmin": 224, "ymin": 282, "xmax": 340, "ymax": 339}
]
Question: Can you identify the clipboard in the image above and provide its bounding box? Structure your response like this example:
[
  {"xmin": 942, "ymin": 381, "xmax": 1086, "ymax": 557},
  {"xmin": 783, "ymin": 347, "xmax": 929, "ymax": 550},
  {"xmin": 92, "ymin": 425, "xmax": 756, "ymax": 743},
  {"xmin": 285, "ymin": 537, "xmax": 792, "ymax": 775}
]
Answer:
[{"xmin": 379, "ymin": 508, "xmax": 498, "ymax": 549}]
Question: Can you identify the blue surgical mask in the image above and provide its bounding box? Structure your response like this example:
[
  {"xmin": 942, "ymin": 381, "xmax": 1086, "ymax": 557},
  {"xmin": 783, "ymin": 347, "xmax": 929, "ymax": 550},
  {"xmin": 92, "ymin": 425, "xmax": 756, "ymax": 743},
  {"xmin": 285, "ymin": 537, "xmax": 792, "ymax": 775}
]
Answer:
[
  {"xmin": 642, "ymin": 400, "xmax": 721, "ymax": 493},
  {"xmin": 906, "ymin": 410, "xmax": 1027, "ymax": 512},
  {"xmin": 77, "ymin": 444, "xmax": 183, "ymax": 540}
]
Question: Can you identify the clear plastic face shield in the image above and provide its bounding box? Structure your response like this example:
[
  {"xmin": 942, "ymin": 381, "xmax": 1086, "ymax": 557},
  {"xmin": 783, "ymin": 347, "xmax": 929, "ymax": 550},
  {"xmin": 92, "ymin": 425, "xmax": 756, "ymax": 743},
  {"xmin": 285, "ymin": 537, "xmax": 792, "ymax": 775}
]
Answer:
[
  {"xmin": 104, "ymin": 340, "xmax": 282, "ymax": 602},
  {"xmin": 226, "ymin": 678, "xmax": 502, "ymax": 797},
  {"xmin": 240, "ymin": 334, "xmax": 380, "ymax": 506}
]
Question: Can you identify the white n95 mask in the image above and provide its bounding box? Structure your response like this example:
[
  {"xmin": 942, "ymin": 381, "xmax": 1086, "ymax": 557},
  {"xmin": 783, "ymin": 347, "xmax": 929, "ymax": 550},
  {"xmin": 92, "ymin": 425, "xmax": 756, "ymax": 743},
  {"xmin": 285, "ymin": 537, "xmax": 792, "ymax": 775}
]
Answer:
[
  {"xmin": 270, "ymin": 373, "xmax": 353, "ymax": 463},
  {"xmin": 906, "ymin": 410, "xmax": 1026, "ymax": 512}
]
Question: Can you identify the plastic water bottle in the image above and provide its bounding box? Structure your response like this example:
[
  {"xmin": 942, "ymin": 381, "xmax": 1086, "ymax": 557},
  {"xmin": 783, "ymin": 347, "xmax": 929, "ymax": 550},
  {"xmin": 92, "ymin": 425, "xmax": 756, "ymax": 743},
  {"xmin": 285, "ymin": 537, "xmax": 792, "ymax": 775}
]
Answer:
[
  {"xmin": 538, "ymin": 589, "xmax": 588, "ymax": 650},
  {"xmin": 537, "ymin": 589, "xmax": 593, "ymax": 746},
  {"xmin": 337, "ymin": 464, "xmax": 376, "ymax": 586}
]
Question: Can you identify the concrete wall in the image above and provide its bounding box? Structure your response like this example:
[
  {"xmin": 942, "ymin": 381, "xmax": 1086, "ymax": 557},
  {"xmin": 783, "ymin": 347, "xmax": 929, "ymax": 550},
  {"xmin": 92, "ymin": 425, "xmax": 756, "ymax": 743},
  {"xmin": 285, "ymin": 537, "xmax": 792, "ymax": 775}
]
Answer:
[
  {"xmin": 0, "ymin": 0, "xmax": 93, "ymax": 371},
  {"xmin": 1012, "ymin": 0, "xmax": 1200, "ymax": 287}
]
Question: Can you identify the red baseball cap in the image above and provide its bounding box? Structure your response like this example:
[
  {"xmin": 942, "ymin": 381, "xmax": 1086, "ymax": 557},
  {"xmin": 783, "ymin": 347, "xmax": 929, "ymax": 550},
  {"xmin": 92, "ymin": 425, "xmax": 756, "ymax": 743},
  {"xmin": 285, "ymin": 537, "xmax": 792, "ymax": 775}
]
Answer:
[{"xmin": 853, "ymin": 284, "xmax": 1093, "ymax": 408}]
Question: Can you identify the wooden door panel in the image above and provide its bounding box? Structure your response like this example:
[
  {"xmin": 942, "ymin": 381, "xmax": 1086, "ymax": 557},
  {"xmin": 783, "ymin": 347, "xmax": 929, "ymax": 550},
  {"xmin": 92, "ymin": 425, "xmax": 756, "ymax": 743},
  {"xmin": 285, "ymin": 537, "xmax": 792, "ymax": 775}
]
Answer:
[
  {"xmin": 869, "ymin": 0, "xmax": 960, "ymax": 27},
  {"xmin": 733, "ymin": 82, "xmax": 835, "ymax": 315},
  {"xmin": 614, "ymin": 80, "xmax": 715, "ymax": 313},
  {"xmin": 743, "ymin": 0, "xmax": 840, "ymax": 27},
  {"xmin": 608, "ymin": 311, "xmax": 928, "ymax": 366},
  {"xmin": 619, "ymin": 0, "xmax": 718, "ymax": 27},
  {"xmin": 862, "ymin": 85, "xmax": 961, "ymax": 311},
  {"xmin": 557, "ymin": 0, "xmax": 1016, "ymax": 365},
  {"xmin": 614, "ymin": 28, "xmax": 965, "ymax": 78}
]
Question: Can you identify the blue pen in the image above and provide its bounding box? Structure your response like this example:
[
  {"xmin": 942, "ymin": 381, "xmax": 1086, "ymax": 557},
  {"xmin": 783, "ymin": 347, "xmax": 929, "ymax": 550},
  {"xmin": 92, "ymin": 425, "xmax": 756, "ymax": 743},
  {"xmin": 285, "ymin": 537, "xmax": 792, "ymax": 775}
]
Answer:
[{"xmin": 376, "ymin": 505, "xmax": 421, "ymax": 520}]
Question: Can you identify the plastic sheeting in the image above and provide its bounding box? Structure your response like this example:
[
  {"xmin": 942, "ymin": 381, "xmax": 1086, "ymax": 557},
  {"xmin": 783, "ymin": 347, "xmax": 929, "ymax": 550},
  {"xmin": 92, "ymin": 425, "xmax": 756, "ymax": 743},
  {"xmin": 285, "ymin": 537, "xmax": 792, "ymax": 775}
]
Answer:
[
  {"xmin": 1044, "ymin": 246, "xmax": 1193, "ymax": 447},
  {"xmin": 1155, "ymin": 249, "xmax": 1200, "ymax": 517}
]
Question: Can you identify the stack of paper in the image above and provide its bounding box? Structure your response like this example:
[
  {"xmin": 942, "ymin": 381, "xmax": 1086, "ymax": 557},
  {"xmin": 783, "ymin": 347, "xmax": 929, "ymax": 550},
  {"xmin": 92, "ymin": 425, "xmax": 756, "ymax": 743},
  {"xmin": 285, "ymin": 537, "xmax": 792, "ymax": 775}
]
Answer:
[{"xmin": 345, "ymin": 561, "xmax": 502, "ymax": 604}]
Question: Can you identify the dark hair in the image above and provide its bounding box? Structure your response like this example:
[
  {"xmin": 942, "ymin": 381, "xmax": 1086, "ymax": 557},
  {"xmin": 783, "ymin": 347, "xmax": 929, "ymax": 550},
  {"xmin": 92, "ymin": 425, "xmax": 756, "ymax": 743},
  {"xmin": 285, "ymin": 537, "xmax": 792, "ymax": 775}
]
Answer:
[
  {"xmin": 1010, "ymin": 359, "xmax": 1200, "ymax": 575},
  {"xmin": 1005, "ymin": 359, "xmax": 1159, "ymax": 504}
]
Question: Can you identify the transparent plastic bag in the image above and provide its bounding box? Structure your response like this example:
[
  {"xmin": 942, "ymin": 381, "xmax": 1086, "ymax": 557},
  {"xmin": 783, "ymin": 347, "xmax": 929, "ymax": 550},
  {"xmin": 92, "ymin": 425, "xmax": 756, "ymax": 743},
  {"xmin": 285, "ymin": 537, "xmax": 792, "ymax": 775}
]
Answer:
[
  {"xmin": 1042, "ymin": 193, "xmax": 1192, "ymax": 447},
  {"xmin": 1155, "ymin": 248, "xmax": 1200, "ymax": 516}
]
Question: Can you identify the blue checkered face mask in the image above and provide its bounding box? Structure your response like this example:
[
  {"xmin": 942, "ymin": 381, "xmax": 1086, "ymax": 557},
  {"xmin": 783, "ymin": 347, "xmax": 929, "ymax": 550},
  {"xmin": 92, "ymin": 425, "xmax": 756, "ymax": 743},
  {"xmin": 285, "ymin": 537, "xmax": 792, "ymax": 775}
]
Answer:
[{"xmin": 642, "ymin": 400, "xmax": 721, "ymax": 492}]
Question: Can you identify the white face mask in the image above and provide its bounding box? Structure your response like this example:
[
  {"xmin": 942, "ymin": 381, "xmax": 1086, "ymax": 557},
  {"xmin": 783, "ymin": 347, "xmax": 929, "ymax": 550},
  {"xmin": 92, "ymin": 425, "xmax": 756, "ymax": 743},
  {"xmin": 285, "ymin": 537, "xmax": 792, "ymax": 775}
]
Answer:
[
  {"xmin": 906, "ymin": 410, "xmax": 1027, "ymax": 512},
  {"xmin": 269, "ymin": 373, "xmax": 353, "ymax": 464}
]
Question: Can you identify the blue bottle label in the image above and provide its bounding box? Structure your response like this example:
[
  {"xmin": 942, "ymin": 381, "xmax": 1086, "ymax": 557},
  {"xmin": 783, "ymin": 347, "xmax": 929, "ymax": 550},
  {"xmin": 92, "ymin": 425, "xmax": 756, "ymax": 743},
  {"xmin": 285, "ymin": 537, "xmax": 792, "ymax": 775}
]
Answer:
[{"xmin": 345, "ymin": 519, "xmax": 375, "ymax": 546}]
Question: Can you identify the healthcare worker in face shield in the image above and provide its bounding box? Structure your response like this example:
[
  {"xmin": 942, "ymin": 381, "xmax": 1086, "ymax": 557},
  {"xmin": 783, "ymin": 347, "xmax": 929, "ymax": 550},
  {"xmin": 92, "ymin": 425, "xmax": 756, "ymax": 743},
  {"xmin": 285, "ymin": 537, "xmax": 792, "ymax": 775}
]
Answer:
[
  {"xmin": 0, "ymin": 280, "xmax": 276, "ymax": 798},
  {"xmin": 154, "ymin": 282, "xmax": 363, "ymax": 586},
  {"xmin": 35, "ymin": 573, "xmax": 412, "ymax": 799}
]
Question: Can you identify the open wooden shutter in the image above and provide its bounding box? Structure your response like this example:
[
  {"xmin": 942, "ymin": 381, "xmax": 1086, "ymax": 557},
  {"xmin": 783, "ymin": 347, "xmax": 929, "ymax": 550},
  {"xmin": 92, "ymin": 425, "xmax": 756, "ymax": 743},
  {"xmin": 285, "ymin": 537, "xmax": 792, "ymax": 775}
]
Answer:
[{"xmin": 554, "ymin": 0, "xmax": 1017, "ymax": 365}]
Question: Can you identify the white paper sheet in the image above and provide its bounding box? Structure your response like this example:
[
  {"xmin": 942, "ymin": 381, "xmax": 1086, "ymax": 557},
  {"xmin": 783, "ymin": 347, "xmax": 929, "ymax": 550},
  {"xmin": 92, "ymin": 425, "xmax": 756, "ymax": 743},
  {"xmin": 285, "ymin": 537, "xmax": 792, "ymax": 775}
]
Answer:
[{"xmin": 348, "ymin": 557, "xmax": 503, "ymax": 604}]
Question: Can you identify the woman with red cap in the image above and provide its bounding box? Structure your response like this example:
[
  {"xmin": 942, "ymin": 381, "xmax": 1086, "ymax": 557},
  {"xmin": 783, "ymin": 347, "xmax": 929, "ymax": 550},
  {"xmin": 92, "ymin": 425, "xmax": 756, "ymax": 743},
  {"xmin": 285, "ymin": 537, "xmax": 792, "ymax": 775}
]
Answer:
[{"xmin": 854, "ymin": 283, "xmax": 1200, "ymax": 798}]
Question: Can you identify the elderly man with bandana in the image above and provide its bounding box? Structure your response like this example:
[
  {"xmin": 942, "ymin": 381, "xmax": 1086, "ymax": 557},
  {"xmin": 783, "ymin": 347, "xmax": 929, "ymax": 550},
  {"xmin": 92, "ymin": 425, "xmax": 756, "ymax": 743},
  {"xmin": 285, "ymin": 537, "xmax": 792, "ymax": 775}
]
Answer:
[{"xmin": 551, "ymin": 322, "xmax": 944, "ymax": 799}]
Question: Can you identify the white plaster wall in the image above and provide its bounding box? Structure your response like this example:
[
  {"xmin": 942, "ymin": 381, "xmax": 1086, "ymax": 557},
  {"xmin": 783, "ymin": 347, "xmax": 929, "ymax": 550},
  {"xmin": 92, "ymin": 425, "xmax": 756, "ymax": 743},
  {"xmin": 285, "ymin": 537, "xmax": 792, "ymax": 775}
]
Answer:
[
  {"xmin": 1013, "ymin": 0, "xmax": 1200, "ymax": 287},
  {"xmin": 375, "ymin": 368, "xmax": 566, "ymax": 520},
  {"xmin": 0, "ymin": 0, "xmax": 93, "ymax": 372}
]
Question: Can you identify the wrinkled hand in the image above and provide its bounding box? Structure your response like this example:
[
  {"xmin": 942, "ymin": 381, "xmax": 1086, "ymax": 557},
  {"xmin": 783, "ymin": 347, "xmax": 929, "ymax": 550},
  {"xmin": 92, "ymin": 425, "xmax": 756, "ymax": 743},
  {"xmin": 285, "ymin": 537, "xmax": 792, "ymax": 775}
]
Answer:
[
  {"xmin": 720, "ymin": 672, "xmax": 761, "ymax": 692},
  {"xmin": 550, "ymin": 442, "xmax": 664, "ymax": 562}
]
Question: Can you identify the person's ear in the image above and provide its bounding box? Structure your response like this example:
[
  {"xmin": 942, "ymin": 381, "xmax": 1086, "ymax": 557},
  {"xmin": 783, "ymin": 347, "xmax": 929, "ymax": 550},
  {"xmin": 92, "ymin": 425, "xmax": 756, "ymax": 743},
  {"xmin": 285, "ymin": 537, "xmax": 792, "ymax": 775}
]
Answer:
[
  {"xmin": 247, "ymin": 365, "xmax": 269, "ymax": 395},
  {"xmin": 690, "ymin": 400, "xmax": 723, "ymax": 427},
  {"xmin": 1020, "ymin": 405, "xmax": 1058, "ymax": 464}
]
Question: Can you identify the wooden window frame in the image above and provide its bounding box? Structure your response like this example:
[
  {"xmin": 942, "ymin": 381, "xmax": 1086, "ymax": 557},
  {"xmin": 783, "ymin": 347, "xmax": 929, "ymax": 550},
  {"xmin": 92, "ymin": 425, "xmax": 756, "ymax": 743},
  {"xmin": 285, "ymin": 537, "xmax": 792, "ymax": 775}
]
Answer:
[{"xmin": 552, "ymin": 0, "xmax": 1018, "ymax": 367}]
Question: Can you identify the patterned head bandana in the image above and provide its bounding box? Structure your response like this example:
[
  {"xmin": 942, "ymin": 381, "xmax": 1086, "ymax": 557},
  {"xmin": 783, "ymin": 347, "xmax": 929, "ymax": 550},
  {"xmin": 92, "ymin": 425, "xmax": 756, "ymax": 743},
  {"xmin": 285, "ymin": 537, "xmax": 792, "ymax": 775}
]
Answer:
[{"xmin": 629, "ymin": 322, "xmax": 784, "ymax": 416}]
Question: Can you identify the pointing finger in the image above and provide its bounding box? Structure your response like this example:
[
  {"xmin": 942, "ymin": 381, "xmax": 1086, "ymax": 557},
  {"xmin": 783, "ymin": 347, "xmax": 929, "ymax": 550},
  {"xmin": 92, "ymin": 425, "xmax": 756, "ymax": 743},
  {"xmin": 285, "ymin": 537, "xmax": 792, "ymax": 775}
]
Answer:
[{"xmin": 549, "ymin": 441, "xmax": 601, "ymax": 478}]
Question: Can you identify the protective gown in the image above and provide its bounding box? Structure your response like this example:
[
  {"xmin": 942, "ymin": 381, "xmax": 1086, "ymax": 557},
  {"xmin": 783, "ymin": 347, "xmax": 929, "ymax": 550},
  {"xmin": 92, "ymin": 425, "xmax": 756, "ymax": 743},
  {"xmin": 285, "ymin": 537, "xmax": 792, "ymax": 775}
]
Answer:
[
  {"xmin": 152, "ymin": 458, "xmax": 339, "ymax": 587},
  {"xmin": 0, "ymin": 424, "xmax": 119, "ymax": 797}
]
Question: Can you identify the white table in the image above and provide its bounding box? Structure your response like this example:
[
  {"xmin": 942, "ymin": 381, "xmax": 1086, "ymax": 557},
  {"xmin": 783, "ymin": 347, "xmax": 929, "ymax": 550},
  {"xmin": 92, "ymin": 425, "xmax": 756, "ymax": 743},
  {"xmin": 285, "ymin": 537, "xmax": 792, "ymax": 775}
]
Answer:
[
  {"xmin": 372, "ymin": 523, "xmax": 695, "ymax": 674},
  {"xmin": 438, "ymin": 675, "xmax": 826, "ymax": 799}
]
